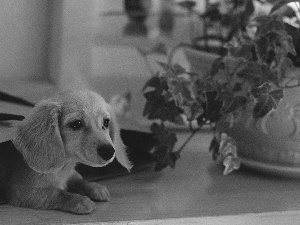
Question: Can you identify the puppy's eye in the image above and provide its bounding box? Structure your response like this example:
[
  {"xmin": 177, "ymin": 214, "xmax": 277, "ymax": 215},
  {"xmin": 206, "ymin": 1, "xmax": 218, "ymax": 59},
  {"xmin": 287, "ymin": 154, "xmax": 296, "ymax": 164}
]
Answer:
[
  {"xmin": 69, "ymin": 120, "xmax": 83, "ymax": 130},
  {"xmin": 103, "ymin": 118, "xmax": 110, "ymax": 129}
]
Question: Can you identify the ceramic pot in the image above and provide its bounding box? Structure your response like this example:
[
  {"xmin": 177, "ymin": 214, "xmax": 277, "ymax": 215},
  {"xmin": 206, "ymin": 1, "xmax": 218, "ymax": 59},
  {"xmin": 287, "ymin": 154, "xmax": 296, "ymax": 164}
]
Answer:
[
  {"xmin": 185, "ymin": 47, "xmax": 300, "ymax": 177},
  {"xmin": 183, "ymin": 46, "xmax": 219, "ymax": 75},
  {"xmin": 216, "ymin": 81, "xmax": 300, "ymax": 177}
]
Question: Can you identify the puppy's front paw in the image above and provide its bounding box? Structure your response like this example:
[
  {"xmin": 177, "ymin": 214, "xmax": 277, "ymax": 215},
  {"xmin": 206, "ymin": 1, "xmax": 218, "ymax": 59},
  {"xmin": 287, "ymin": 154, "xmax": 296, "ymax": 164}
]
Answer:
[
  {"xmin": 63, "ymin": 194, "xmax": 96, "ymax": 214},
  {"xmin": 85, "ymin": 182, "xmax": 110, "ymax": 202}
]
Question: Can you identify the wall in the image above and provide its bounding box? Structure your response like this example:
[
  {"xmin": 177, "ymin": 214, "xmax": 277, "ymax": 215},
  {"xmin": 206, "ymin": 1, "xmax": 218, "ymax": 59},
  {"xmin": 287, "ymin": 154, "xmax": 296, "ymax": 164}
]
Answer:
[
  {"xmin": 49, "ymin": 0, "xmax": 94, "ymax": 88},
  {"xmin": 0, "ymin": 0, "xmax": 50, "ymax": 79},
  {"xmin": 0, "ymin": 0, "xmax": 94, "ymax": 85}
]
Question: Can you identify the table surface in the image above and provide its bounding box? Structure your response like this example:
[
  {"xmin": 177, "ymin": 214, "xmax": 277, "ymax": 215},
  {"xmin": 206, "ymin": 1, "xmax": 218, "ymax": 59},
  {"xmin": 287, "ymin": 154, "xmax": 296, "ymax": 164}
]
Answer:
[
  {"xmin": 2, "ymin": 128, "xmax": 300, "ymax": 224},
  {"xmin": 1, "ymin": 83, "xmax": 300, "ymax": 225}
]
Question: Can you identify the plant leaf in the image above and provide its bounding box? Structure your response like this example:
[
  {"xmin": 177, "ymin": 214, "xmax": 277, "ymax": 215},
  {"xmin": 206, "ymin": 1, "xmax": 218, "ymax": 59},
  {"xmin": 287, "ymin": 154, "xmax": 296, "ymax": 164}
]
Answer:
[
  {"xmin": 172, "ymin": 63, "xmax": 186, "ymax": 75},
  {"xmin": 255, "ymin": 26, "xmax": 296, "ymax": 65},
  {"xmin": 251, "ymin": 83, "xmax": 284, "ymax": 118},
  {"xmin": 166, "ymin": 73, "xmax": 203, "ymax": 121},
  {"xmin": 197, "ymin": 91, "xmax": 223, "ymax": 125},
  {"xmin": 270, "ymin": 0, "xmax": 299, "ymax": 15},
  {"xmin": 143, "ymin": 91, "xmax": 183, "ymax": 123},
  {"xmin": 256, "ymin": 16, "xmax": 285, "ymax": 36},
  {"xmin": 156, "ymin": 62, "xmax": 187, "ymax": 78},
  {"xmin": 142, "ymin": 75, "xmax": 165, "ymax": 92},
  {"xmin": 210, "ymin": 58, "xmax": 225, "ymax": 77},
  {"xmin": 228, "ymin": 42, "xmax": 253, "ymax": 60},
  {"xmin": 276, "ymin": 56, "xmax": 296, "ymax": 83},
  {"xmin": 143, "ymin": 75, "xmax": 184, "ymax": 123},
  {"xmin": 150, "ymin": 123, "xmax": 179, "ymax": 171},
  {"xmin": 235, "ymin": 61, "xmax": 262, "ymax": 86},
  {"xmin": 221, "ymin": 95, "xmax": 247, "ymax": 114}
]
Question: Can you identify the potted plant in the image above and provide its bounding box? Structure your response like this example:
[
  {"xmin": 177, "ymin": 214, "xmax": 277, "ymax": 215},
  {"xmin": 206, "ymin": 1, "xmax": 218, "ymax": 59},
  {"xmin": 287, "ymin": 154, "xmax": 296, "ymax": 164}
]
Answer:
[{"xmin": 141, "ymin": 0, "xmax": 300, "ymax": 176}]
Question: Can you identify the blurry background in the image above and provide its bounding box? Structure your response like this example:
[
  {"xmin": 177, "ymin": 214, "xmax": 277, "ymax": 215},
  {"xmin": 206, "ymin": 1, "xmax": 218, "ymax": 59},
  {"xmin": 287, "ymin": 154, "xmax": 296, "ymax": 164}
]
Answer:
[
  {"xmin": 0, "ymin": 0, "xmax": 197, "ymax": 131},
  {"xmin": 0, "ymin": 0, "xmax": 273, "ymax": 133}
]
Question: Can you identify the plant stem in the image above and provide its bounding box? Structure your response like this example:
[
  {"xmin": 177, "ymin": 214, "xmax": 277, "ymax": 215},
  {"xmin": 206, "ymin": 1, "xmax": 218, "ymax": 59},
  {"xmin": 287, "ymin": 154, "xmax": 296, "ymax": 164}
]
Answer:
[
  {"xmin": 175, "ymin": 127, "xmax": 201, "ymax": 155},
  {"xmin": 283, "ymin": 84, "xmax": 300, "ymax": 89}
]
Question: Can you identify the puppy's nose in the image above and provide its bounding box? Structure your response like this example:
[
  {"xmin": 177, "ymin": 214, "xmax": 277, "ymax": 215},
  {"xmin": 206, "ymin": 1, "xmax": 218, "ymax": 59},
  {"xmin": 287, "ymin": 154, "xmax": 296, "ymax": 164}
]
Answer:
[{"xmin": 97, "ymin": 145, "xmax": 115, "ymax": 161}]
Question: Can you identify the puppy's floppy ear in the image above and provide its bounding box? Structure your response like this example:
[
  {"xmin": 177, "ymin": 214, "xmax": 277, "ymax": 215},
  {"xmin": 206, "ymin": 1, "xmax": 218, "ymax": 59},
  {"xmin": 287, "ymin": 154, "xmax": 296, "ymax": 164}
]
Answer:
[
  {"xmin": 108, "ymin": 106, "xmax": 132, "ymax": 171},
  {"xmin": 13, "ymin": 99, "xmax": 65, "ymax": 173}
]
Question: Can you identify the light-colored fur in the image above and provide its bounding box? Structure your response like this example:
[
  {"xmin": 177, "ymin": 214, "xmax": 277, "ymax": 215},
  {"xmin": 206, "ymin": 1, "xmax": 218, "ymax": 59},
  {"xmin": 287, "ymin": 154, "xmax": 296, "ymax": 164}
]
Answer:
[{"xmin": 0, "ymin": 89, "xmax": 132, "ymax": 214}]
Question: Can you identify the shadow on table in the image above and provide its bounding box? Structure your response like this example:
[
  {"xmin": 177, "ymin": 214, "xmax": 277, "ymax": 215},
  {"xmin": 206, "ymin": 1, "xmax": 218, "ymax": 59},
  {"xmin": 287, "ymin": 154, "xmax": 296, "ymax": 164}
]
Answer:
[{"xmin": 207, "ymin": 161, "xmax": 300, "ymax": 195}]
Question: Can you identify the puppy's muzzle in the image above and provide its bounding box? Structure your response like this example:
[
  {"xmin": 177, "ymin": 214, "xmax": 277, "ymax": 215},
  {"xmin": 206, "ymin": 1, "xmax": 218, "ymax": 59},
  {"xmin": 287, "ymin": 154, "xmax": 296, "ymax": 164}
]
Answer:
[{"xmin": 97, "ymin": 145, "xmax": 115, "ymax": 161}]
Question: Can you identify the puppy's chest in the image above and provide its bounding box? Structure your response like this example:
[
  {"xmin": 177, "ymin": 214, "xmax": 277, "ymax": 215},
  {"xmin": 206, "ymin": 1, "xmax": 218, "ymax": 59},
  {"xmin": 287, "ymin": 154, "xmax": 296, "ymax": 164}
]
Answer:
[{"xmin": 54, "ymin": 162, "xmax": 76, "ymax": 190}]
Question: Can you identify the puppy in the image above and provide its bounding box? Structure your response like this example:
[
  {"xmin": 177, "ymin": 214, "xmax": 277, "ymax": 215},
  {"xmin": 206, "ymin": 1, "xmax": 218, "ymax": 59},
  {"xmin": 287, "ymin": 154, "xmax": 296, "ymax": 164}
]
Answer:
[{"xmin": 0, "ymin": 89, "xmax": 132, "ymax": 214}]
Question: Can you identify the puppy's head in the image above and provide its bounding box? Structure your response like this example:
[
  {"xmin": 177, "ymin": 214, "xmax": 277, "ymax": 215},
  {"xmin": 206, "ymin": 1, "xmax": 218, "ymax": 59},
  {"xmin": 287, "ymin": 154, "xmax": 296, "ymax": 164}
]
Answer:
[{"xmin": 13, "ymin": 90, "xmax": 132, "ymax": 174}]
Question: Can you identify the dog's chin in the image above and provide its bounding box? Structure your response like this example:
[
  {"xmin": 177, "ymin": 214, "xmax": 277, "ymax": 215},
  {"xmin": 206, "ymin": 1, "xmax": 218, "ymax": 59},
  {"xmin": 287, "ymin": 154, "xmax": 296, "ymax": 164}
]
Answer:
[{"xmin": 78, "ymin": 153, "xmax": 116, "ymax": 168}]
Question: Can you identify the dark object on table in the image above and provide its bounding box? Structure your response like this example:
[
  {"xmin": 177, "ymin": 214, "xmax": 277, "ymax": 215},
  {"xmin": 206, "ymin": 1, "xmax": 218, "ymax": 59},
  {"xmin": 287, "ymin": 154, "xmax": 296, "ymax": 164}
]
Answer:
[
  {"xmin": 158, "ymin": 8, "xmax": 175, "ymax": 36},
  {"xmin": 0, "ymin": 91, "xmax": 34, "ymax": 122},
  {"xmin": 0, "ymin": 91, "xmax": 35, "ymax": 107},
  {"xmin": 0, "ymin": 113, "xmax": 25, "ymax": 121},
  {"xmin": 123, "ymin": 20, "xmax": 148, "ymax": 36},
  {"xmin": 76, "ymin": 129, "xmax": 156, "ymax": 181},
  {"xmin": 124, "ymin": 0, "xmax": 148, "ymax": 23}
]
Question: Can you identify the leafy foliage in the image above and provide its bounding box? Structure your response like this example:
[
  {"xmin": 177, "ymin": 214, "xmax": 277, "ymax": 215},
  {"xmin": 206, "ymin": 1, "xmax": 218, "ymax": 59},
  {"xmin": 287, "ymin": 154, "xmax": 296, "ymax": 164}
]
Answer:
[
  {"xmin": 251, "ymin": 83, "xmax": 284, "ymax": 119},
  {"xmin": 214, "ymin": 14, "xmax": 298, "ymax": 120},
  {"xmin": 143, "ymin": 77, "xmax": 184, "ymax": 123},
  {"xmin": 150, "ymin": 123, "xmax": 179, "ymax": 171},
  {"xmin": 142, "ymin": 6, "xmax": 300, "ymax": 171}
]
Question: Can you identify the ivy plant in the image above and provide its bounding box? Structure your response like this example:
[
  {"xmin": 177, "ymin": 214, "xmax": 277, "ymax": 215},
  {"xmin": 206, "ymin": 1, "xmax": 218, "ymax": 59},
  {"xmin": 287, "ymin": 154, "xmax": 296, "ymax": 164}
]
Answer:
[{"xmin": 141, "ymin": 2, "xmax": 300, "ymax": 172}]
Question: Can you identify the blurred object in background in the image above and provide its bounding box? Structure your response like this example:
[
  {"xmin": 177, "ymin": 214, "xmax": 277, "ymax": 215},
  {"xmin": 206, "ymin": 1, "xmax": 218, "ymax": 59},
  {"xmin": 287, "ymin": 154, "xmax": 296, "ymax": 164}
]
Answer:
[
  {"xmin": 123, "ymin": 0, "xmax": 176, "ymax": 39},
  {"xmin": 110, "ymin": 91, "xmax": 132, "ymax": 117},
  {"xmin": 124, "ymin": 0, "xmax": 150, "ymax": 23},
  {"xmin": 148, "ymin": 0, "xmax": 177, "ymax": 47},
  {"xmin": 158, "ymin": 0, "xmax": 175, "ymax": 36},
  {"xmin": 123, "ymin": 20, "xmax": 148, "ymax": 36},
  {"xmin": 123, "ymin": 0, "xmax": 152, "ymax": 36}
]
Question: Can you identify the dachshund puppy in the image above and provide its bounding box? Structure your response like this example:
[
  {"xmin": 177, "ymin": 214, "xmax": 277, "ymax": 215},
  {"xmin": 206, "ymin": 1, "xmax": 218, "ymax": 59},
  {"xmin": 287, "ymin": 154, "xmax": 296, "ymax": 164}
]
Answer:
[{"xmin": 0, "ymin": 89, "xmax": 132, "ymax": 214}]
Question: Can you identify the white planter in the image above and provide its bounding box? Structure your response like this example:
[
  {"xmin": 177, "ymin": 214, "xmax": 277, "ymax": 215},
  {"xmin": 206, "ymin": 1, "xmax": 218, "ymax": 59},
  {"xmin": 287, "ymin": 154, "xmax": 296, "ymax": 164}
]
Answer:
[
  {"xmin": 183, "ymin": 47, "xmax": 219, "ymax": 75},
  {"xmin": 184, "ymin": 47, "xmax": 300, "ymax": 177},
  {"xmin": 216, "ymin": 70, "xmax": 300, "ymax": 177}
]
